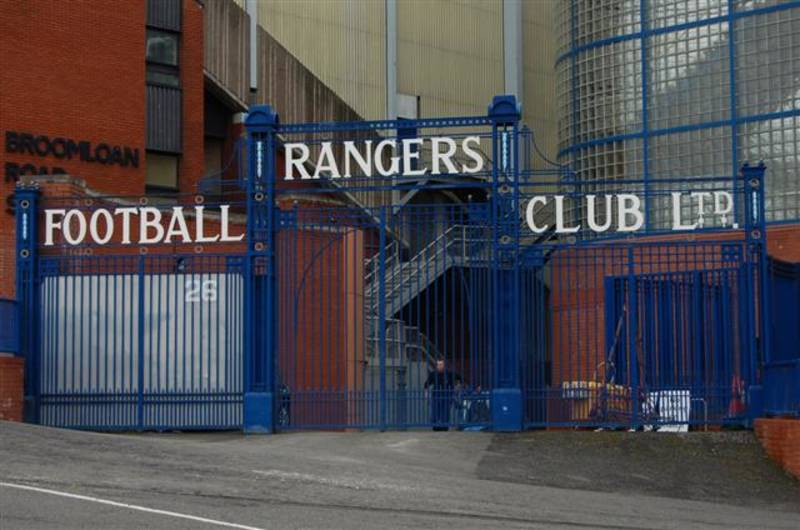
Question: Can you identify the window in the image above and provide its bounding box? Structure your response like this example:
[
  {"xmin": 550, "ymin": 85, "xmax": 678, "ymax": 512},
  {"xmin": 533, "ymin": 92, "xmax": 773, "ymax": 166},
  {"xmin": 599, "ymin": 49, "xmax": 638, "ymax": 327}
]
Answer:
[
  {"xmin": 146, "ymin": 29, "xmax": 178, "ymax": 65},
  {"xmin": 146, "ymin": 29, "xmax": 179, "ymax": 87},
  {"xmin": 146, "ymin": 152, "xmax": 179, "ymax": 192},
  {"xmin": 147, "ymin": 70, "xmax": 180, "ymax": 87}
]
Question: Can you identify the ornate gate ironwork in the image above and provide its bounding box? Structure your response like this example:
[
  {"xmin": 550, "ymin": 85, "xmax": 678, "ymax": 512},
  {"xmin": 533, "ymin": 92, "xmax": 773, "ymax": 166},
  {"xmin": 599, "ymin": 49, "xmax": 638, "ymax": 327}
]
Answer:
[{"xmin": 14, "ymin": 95, "xmax": 769, "ymax": 432}]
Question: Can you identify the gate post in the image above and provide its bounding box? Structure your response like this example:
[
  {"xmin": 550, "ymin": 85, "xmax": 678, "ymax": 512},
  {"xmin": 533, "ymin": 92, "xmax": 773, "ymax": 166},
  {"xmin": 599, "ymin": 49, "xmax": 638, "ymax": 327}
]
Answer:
[
  {"xmin": 15, "ymin": 185, "xmax": 40, "ymax": 423},
  {"xmin": 243, "ymin": 105, "xmax": 280, "ymax": 433},
  {"xmin": 488, "ymin": 95, "xmax": 523, "ymax": 431},
  {"xmin": 741, "ymin": 162, "xmax": 768, "ymax": 422}
]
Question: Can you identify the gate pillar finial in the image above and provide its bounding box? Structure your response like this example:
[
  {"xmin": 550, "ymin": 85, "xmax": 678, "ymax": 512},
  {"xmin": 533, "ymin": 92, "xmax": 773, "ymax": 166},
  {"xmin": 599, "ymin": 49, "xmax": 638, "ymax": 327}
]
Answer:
[
  {"xmin": 488, "ymin": 94, "xmax": 521, "ymax": 125},
  {"xmin": 244, "ymin": 105, "xmax": 279, "ymax": 132}
]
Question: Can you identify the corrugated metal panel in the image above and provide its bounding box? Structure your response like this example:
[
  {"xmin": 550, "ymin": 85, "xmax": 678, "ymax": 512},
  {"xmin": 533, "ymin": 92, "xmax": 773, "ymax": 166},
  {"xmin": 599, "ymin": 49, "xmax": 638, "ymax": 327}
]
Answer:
[
  {"xmin": 204, "ymin": 0, "xmax": 249, "ymax": 105},
  {"xmin": 250, "ymin": 0, "xmax": 557, "ymax": 164},
  {"xmin": 257, "ymin": 27, "xmax": 362, "ymax": 125},
  {"xmin": 257, "ymin": 0, "xmax": 386, "ymax": 120},
  {"xmin": 147, "ymin": 0, "xmax": 182, "ymax": 31},
  {"xmin": 256, "ymin": 26, "xmax": 391, "ymax": 208},
  {"xmin": 205, "ymin": 2, "xmax": 376, "ymax": 202},
  {"xmin": 397, "ymin": 0, "xmax": 503, "ymax": 118},
  {"xmin": 146, "ymin": 85, "xmax": 182, "ymax": 153},
  {"xmin": 522, "ymin": 1, "xmax": 558, "ymax": 171}
]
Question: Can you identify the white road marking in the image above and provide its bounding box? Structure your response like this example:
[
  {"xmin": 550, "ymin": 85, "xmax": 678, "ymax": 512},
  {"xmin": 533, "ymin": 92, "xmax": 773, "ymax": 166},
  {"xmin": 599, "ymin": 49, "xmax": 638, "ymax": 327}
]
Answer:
[
  {"xmin": 252, "ymin": 469, "xmax": 414, "ymax": 492},
  {"xmin": 385, "ymin": 438, "xmax": 419, "ymax": 450},
  {"xmin": 0, "ymin": 481, "xmax": 268, "ymax": 530}
]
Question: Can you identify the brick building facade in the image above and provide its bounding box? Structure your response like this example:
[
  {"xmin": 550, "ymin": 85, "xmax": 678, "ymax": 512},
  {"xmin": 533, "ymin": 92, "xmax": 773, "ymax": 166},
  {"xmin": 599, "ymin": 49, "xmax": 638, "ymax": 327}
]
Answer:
[{"xmin": 0, "ymin": 0, "xmax": 211, "ymax": 300}]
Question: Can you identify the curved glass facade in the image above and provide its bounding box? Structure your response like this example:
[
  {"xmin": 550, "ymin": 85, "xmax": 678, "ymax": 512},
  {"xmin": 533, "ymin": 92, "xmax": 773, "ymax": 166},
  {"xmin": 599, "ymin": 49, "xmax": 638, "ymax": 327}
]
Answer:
[{"xmin": 556, "ymin": 0, "xmax": 800, "ymax": 226}]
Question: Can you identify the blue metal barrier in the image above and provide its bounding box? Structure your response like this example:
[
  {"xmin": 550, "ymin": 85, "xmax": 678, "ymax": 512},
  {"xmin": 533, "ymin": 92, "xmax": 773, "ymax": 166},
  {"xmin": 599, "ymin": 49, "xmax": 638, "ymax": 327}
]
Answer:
[
  {"xmin": 768, "ymin": 258, "xmax": 800, "ymax": 363},
  {"xmin": 0, "ymin": 299, "xmax": 18, "ymax": 354},
  {"xmin": 763, "ymin": 360, "xmax": 800, "ymax": 417},
  {"xmin": 761, "ymin": 257, "xmax": 800, "ymax": 417}
]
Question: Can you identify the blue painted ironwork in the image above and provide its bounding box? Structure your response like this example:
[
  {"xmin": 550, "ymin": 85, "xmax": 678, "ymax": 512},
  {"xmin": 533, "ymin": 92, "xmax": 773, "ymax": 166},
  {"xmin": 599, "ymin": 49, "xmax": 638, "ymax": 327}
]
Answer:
[
  {"xmin": 489, "ymin": 96, "xmax": 523, "ymax": 430},
  {"xmin": 15, "ymin": 186, "xmax": 39, "ymax": 421},
  {"xmin": 242, "ymin": 105, "xmax": 280, "ymax": 433},
  {"xmin": 262, "ymin": 100, "xmax": 518, "ymax": 431},
  {"xmin": 518, "ymin": 161, "xmax": 767, "ymax": 430},
  {"xmin": 762, "ymin": 360, "xmax": 800, "ymax": 417},
  {"xmin": 768, "ymin": 258, "xmax": 800, "ymax": 364},
  {"xmin": 0, "ymin": 299, "xmax": 18, "ymax": 354},
  {"xmin": 758, "ymin": 255, "xmax": 800, "ymax": 417},
  {"xmin": 13, "ymin": 93, "xmax": 775, "ymax": 432}
]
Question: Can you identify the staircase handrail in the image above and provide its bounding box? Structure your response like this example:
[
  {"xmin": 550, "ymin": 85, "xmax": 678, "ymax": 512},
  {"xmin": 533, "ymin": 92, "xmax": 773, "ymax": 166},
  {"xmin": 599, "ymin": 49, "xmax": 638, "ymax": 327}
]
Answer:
[
  {"xmin": 376, "ymin": 224, "xmax": 489, "ymax": 300},
  {"xmin": 369, "ymin": 224, "xmax": 486, "ymax": 293},
  {"xmin": 363, "ymin": 315, "xmax": 441, "ymax": 368},
  {"xmin": 364, "ymin": 239, "xmax": 399, "ymax": 287}
]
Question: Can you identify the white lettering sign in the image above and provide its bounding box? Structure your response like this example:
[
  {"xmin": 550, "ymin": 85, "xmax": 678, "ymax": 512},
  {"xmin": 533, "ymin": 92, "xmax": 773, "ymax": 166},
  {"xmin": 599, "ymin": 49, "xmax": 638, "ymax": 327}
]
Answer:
[
  {"xmin": 283, "ymin": 136, "xmax": 486, "ymax": 180},
  {"xmin": 43, "ymin": 205, "xmax": 245, "ymax": 246},
  {"xmin": 525, "ymin": 191, "xmax": 735, "ymax": 235}
]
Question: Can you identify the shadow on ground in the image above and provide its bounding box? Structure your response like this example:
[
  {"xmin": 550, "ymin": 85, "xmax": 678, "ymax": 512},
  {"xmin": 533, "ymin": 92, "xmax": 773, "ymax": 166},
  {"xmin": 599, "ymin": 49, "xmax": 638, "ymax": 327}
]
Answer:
[{"xmin": 478, "ymin": 431, "xmax": 800, "ymax": 512}]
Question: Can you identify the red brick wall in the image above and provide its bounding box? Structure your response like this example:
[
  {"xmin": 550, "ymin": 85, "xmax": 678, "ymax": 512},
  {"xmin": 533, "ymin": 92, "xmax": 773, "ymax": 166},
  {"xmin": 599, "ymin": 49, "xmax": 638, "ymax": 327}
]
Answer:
[
  {"xmin": 755, "ymin": 418, "xmax": 800, "ymax": 479},
  {"xmin": 0, "ymin": 357, "xmax": 24, "ymax": 422},
  {"xmin": 0, "ymin": 0, "xmax": 207, "ymax": 300},
  {"xmin": 0, "ymin": 0, "xmax": 141, "ymax": 298},
  {"xmin": 180, "ymin": 0, "xmax": 206, "ymax": 193}
]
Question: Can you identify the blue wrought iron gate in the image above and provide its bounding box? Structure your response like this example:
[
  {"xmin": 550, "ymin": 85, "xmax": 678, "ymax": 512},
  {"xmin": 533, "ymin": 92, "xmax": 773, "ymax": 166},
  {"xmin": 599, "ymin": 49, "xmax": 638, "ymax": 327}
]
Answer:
[
  {"xmin": 517, "ymin": 166, "xmax": 768, "ymax": 430},
  {"xmin": 14, "ymin": 95, "xmax": 769, "ymax": 432},
  {"xmin": 256, "ymin": 98, "xmax": 524, "ymax": 431}
]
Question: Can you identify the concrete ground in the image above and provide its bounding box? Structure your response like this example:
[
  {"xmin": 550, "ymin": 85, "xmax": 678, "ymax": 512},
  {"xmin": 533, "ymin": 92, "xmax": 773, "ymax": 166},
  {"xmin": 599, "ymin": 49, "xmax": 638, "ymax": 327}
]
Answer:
[{"xmin": 0, "ymin": 422, "xmax": 797, "ymax": 529}]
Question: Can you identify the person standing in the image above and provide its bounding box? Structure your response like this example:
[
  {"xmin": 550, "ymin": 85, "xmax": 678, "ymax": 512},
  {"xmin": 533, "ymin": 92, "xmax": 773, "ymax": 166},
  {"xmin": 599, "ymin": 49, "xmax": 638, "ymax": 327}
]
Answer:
[{"xmin": 424, "ymin": 358, "xmax": 461, "ymax": 431}]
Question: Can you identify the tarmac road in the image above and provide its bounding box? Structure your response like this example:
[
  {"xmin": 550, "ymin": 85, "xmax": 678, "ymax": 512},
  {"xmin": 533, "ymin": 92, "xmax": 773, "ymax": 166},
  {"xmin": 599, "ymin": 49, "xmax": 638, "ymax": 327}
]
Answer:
[{"xmin": 0, "ymin": 422, "xmax": 798, "ymax": 529}]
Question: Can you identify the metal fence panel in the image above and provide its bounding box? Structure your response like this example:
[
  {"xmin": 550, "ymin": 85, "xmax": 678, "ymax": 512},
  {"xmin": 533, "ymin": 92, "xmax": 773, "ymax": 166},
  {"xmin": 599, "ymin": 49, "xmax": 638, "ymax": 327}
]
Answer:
[{"xmin": 37, "ymin": 255, "xmax": 244, "ymax": 430}]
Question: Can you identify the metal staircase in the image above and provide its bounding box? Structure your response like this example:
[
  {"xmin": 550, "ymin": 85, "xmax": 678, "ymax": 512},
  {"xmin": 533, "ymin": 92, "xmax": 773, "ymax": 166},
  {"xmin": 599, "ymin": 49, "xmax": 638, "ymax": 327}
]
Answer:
[
  {"xmin": 365, "ymin": 224, "xmax": 489, "ymax": 317},
  {"xmin": 359, "ymin": 224, "xmax": 489, "ymax": 404},
  {"xmin": 360, "ymin": 201, "xmax": 556, "ymax": 393}
]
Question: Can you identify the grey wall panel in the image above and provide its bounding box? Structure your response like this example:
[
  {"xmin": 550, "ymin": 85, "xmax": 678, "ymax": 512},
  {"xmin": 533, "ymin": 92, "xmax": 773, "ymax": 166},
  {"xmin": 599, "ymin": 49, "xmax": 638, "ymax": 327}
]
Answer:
[
  {"xmin": 255, "ymin": 0, "xmax": 386, "ymax": 121},
  {"xmin": 147, "ymin": 0, "xmax": 182, "ymax": 31},
  {"xmin": 204, "ymin": 0, "xmax": 249, "ymax": 105},
  {"xmin": 146, "ymin": 85, "xmax": 182, "ymax": 153},
  {"xmin": 205, "ymin": 1, "xmax": 385, "ymax": 205}
]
